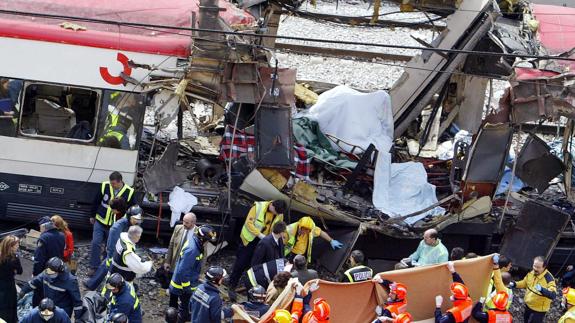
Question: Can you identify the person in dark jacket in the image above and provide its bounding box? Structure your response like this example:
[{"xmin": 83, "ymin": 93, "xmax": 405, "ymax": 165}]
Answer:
[
  {"xmin": 291, "ymin": 254, "xmax": 318, "ymax": 286},
  {"xmin": 251, "ymin": 221, "xmax": 287, "ymax": 267},
  {"xmin": 239, "ymin": 285, "xmax": 270, "ymax": 319},
  {"xmin": 190, "ymin": 266, "xmax": 232, "ymax": 323},
  {"xmin": 20, "ymin": 298, "xmax": 71, "ymax": 323},
  {"xmin": 170, "ymin": 225, "xmax": 217, "ymax": 323},
  {"xmin": 106, "ymin": 273, "xmax": 142, "ymax": 323},
  {"xmin": 33, "ymin": 217, "xmax": 65, "ymax": 307},
  {"xmin": 0, "ymin": 235, "xmax": 23, "ymax": 323},
  {"xmin": 341, "ymin": 250, "xmax": 373, "ymax": 283},
  {"xmin": 20, "ymin": 257, "xmax": 83, "ymax": 319}
]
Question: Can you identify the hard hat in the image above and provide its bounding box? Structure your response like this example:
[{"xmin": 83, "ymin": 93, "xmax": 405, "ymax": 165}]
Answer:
[
  {"xmin": 127, "ymin": 205, "xmax": 143, "ymax": 220},
  {"xmin": 394, "ymin": 312, "xmax": 413, "ymax": 323},
  {"xmin": 197, "ymin": 225, "xmax": 218, "ymax": 244},
  {"xmin": 106, "ymin": 273, "xmax": 125, "ymax": 292},
  {"xmin": 46, "ymin": 257, "xmax": 65, "ymax": 273},
  {"xmin": 111, "ymin": 313, "xmax": 128, "ymax": 323},
  {"xmin": 312, "ymin": 298, "xmax": 330, "ymax": 320},
  {"xmin": 39, "ymin": 298, "xmax": 55, "ymax": 321},
  {"xmin": 248, "ymin": 285, "xmax": 267, "ymax": 303},
  {"xmin": 564, "ymin": 287, "xmax": 575, "ymax": 306},
  {"xmin": 491, "ymin": 291, "xmax": 509, "ymax": 310},
  {"xmin": 450, "ymin": 282, "xmax": 468, "ymax": 300},
  {"xmin": 205, "ymin": 266, "xmax": 227, "ymax": 284},
  {"xmin": 390, "ymin": 282, "xmax": 408, "ymax": 301},
  {"xmin": 299, "ymin": 217, "xmax": 314, "ymax": 230},
  {"xmin": 272, "ymin": 309, "xmax": 292, "ymax": 323}
]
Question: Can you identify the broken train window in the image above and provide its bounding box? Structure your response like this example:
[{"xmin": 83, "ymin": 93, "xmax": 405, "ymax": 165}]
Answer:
[{"xmin": 96, "ymin": 90, "xmax": 145, "ymax": 150}]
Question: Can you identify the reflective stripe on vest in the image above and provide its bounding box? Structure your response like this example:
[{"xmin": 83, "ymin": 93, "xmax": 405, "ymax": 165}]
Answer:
[
  {"xmin": 344, "ymin": 265, "xmax": 373, "ymax": 283},
  {"xmin": 110, "ymin": 283, "xmax": 140, "ymax": 310},
  {"xmin": 447, "ymin": 299, "xmax": 473, "ymax": 322},
  {"xmin": 487, "ymin": 310, "xmax": 512, "ymax": 323},
  {"xmin": 240, "ymin": 201, "xmax": 272, "ymax": 244},
  {"xmin": 110, "ymin": 236, "xmax": 136, "ymax": 281},
  {"xmin": 285, "ymin": 220, "xmax": 315, "ymax": 263},
  {"xmin": 385, "ymin": 301, "xmax": 407, "ymax": 316},
  {"xmin": 95, "ymin": 181, "xmax": 134, "ymax": 226}
]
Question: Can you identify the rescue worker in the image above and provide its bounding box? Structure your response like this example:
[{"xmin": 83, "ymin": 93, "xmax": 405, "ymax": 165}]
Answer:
[
  {"xmin": 165, "ymin": 213, "xmax": 197, "ymax": 307},
  {"xmin": 19, "ymin": 257, "xmax": 82, "ymax": 319},
  {"xmin": 484, "ymin": 254, "xmax": 513, "ymax": 311},
  {"xmin": 510, "ymin": 256, "xmax": 556, "ymax": 323},
  {"xmin": 98, "ymin": 93, "xmax": 137, "ymax": 150},
  {"xmin": 560, "ymin": 287, "xmax": 575, "ymax": 322},
  {"xmin": 20, "ymin": 298, "xmax": 71, "ymax": 323},
  {"xmin": 106, "ymin": 273, "xmax": 142, "ymax": 323},
  {"xmin": 33, "ymin": 216, "xmax": 66, "ymax": 306},
  {"xmin": 270, "ymin": 309, "xmax": 292, "ymax": 323},
  {"xmin": 110, "ymin": 313, "xmax": 128, "ymax": 323},
  {"xmin": 434, "ymin": 262, "xmax": 472, "ymax": 323},
  {"xmin": 222, "ymin": 284, "xmax": 270, "ymax": 321},
  {"xmin": 291, "ymin": 296, "xmax": 331, "ymax": 323},
  {"xmin": 372, "ymin": 312, "xmax": 413, "ymax": 323},
  {"xmin": 245, "ymin": 258, "xmax": 288, "ymax": 290},
  {"xmin": 190, "ymin": 266, "xmax": 233, "ymax": 323},
  {"xmin": 284, "ymin": 216, "xmax": 343, "ymax": 263},
  {"xmin": 109, "ymin": 225, "xmax": 152, "ymax": 283},
  {"xmin": 471, "ymin": 291, "xmax": 512, "ymax": 323},
  {"xmin": 400, "ymin": 229, "xmax": 448, "ymax": 268},
  {"xmin": 341, "ymin": 250, "xmax": 373, "ymax": 282},
  {"xmin": 170, "ymin": 225, "xmax": 217, "ymax": 323},
  {"xmin": 89, "ymin": 171, "xmax": 135, "ymax": 276},
  {"xmin": 84, "ymin": 200, "xmax": 135, "ymax": 291},
  {"xmin": 228, "ymin": 200, "xmax": 287, "ymax": 300},
  {"xmin": 372, "ymin": 278, "xmax": 408, "ymax": 318}
]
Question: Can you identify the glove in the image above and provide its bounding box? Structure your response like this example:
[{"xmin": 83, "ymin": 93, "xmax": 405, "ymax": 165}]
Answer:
[
  {"xmin": 330, "ymin": 240, "xmax": 343, "ymax": 250},
  {"xmin": 479, "ymin": 297, "xmax": 486, "ymax": 304},
  {"xmin": 309, "ymin": 281, "xmax": 320, "ymax": 292},
  {"xmin": 295, "ymin": 283, "xmax": 303, "ymax": 295},
  {"xmin": 447, "ymin": 261, "xmax": 455, "ymax": 273},
  {"xmin": 492, "ymin": 254, "xmax": 500, "ymax": 265},
  {"xmin": 372, "ymin": 276, "xmax": 383, "ymax": 284},
  {"xmin": 535, "ymin": 284, "xmax": 542, "ymax": 292},
  {"xmin": 375, "ymin": 305, "xmax": 383, "ymax": 316},
  {"xmin": 435, "ymin": 295, "xmax": 443, "ymax": 308},
  {"xmin": 509, "ymin": 281, "xmax": 516, "ymax": 288}
]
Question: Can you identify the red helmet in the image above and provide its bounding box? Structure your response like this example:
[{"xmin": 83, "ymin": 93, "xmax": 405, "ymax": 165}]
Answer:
[
  {"xmin": 394, "ymin": 312, "xmax": 412, "ymax": 323},
  {"xmin": 491, "ymin": 291, "xmax": 509, "ymax": 310},
  {"xmin": 450, "ymin": 282, "xmax": 468, "ymax": 300},
  {"xmin": 390, "ymin": 282, "xmax": 408, "ymax": 301},
  {"xmin": 312, "ymin": 298, "xmax": 330, "ymax": 320}
]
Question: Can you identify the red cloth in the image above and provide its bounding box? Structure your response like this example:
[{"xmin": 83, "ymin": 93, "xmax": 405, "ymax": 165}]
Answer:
[
  {"xmin": 63, "ymin": 230, "xmax": 74, "ymax": 262},
  {"xmin": 219, "ymin": 126, "xmax": 311, "ymax": 180}
]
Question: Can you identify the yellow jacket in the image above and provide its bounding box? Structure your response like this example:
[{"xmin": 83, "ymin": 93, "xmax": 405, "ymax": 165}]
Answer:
[
  {"xmin": 559, "ymin": 306, "xmax": 575, "ymax": 323},
  {"xmin": 516, "ymin": 269, "xmax": 557, "ymax": 312}
]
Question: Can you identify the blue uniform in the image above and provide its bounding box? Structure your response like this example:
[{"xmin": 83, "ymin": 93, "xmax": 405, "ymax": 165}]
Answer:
[
  {"xmin": 190, "ymin": 282, "xmax": 230, "ymax": 323},
  {"xmin": 20, "ymin": 306, "xmax": 71, "ymax": 323},
  {"xmin": 107, "ymin": 217, "xmax": 130, "ymax": 258},
  {"xmin": 108, "ymin": 282, "xmax": 142, "ymax": 323},
  {"xmin": 33, "ymin": 226, "xmax": 65, "ymax": 276},
  {"xmin": 240, "ymin": 301, "xmax": 270, "ymax": 318},
  {"xmin": 169, "ymin": 236, "xmax": 203, "ymax": 296},
  {"xmin": 21, "ymin": 270, "xmax": 83, "ymax": 319}
]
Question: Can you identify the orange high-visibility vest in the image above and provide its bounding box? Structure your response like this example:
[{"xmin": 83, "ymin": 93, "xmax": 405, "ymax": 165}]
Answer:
[
  {"xmin": 487, "ymin": 310, "xmax": 512, "ymax": 323},
  {"xmin": 446, "ymin": 298, "xmax": 472, "ymax": 322}
]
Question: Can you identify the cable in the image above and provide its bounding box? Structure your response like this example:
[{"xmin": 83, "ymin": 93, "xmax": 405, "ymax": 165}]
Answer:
[{"xmin": 2, "ymin": 8, "xmax": 575, "ymax": 62}]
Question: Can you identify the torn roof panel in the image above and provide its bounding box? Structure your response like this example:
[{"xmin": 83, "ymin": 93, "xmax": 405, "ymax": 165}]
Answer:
[
  {"xmin": 533, "ymin": 4, "xmax": 575, "ymax": 69},
  {"xmin": 514, "ymin": 67, "xmax": 560, "ymax": 80}
]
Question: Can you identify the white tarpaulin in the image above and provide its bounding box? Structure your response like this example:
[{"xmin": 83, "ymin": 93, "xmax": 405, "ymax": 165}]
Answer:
[
  {"xmin": 303, "ymin": 86, "xmax": 444, "ymax": 222},
  {"xmin": 168, "ymin": 186, "xmax": 198, "ymax": 227}
]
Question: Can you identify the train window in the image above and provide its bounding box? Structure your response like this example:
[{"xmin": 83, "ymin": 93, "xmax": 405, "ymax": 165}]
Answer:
[
  {"xmin": 0, "ymin": 78, "xmax": 23, "ymax": 137},
  {"xmin": 19, "ymin": 82, "xmax": 100, "ymax": 142},
  {"xmin": 96, "ymin": 90, "xmax": 146, "ymax": 150}
]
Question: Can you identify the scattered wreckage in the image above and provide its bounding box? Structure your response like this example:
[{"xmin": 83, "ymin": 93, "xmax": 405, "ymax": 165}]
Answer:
[{"xmin": 1, "ymin": 0, "xmax": 575, "ymax": 273}]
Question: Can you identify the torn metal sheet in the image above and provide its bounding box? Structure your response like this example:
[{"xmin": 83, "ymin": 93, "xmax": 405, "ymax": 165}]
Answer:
[
  {"xmin": 515, "ymin": 135, "xmax": 565, "ymax": 193},
  {"xmin": 500, "ymin": 200, "xmax": 570, "ymax": 270},
  {"xmin": 143, "ymin": 142, "xmax": 189, "ymax": 194},
  {"xmin": 311, "ymin": 226, "xmax": 360, "ymax": 274},
  {"xmin": 461, "ymin": 124, "xmax": 513, "ymax": 201},
  {"xmin": 254, "ymin": 106, "xmax": 293, "ymax": 168}
]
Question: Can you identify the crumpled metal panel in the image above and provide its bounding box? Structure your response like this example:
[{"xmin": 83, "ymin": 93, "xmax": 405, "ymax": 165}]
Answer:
[
  {"xmin": 254, "ymin": 106, "xmax": 293, "ymax": 168},
  {"xmin": 515, "ymin": 135, "xmax": 565, "ymax": 193},
  {"xmin": 500, "ymin": 200, "xmax": 569, "ymax": 270},
  {"xmin": 143, "ymin": 142, "xmax": 188, "ymax": 194},
  {"xmin": 311, "ymin": 226, "xmax": 360, "ymax": 273},
  {"xmin": 223, "ymin": 64, "xmax": 296, "ymax": 105}
]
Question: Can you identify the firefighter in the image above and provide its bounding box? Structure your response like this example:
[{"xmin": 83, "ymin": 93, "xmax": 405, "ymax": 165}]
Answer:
[
  {"xmin": 292, "ymin": 296, "xmax": 331, "ymax": 323},
  {"xmin": 89, "ymin": 171, "xmax": 134, "ymax": 276},
  {"xmin": 169, "ymin": 225, "xmax": 217, "ymax": 323},
  {"xmin": 560, "ymin": 287, "xmax": 575, "ymax": 322},
  {"xmin": 20, "ymin": 298, "xmax": 71, "ymax": 323},
  {"xmin": 190, "ymin": 266, "xmax": 233, "ymax": 323},
  {"xmin": 109, "ymin": 225, "xmax": 152, "ymax": 283},
  {"xmin": 242, "ymin": 285, "xmax": 271, "ymax": 318},
  {"xmin": 228, "ymin": 200, "xmax": 286, "ymax": 300},
  {"xmin": 285, "ymin": 217, "xmax": 343, "ymax": 264},
  {"xmin": 19, "ymin": 257, "xmax": 82, "ymax": 319},
  {"xmin": 434, "ymin": 262, "xmax": 472, "ymax": 323},
  {"xmin": 106, "ymin": 273, "xmax": 142, "ymax": 323},
  {"xmin": 373, "ymin": 278, "xmax": 408, "ymax": 318},
  {"xmin": 270, "ymin": 309, "xmax": 292, "ymax": 323},
  {"xmin": 341, "ymin": 250, "xmax": 373, "ymax": 282},
  {"xmin": 33, "ymin": 216, "xmax": 65, "ymax": 306},
  {"xmin": 372, "ymin": 312, "xmax": 413, "ymax": 323},
  {"xmin": 471, "ymin": 291, "xmax": 512, "ymax": 323}
]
